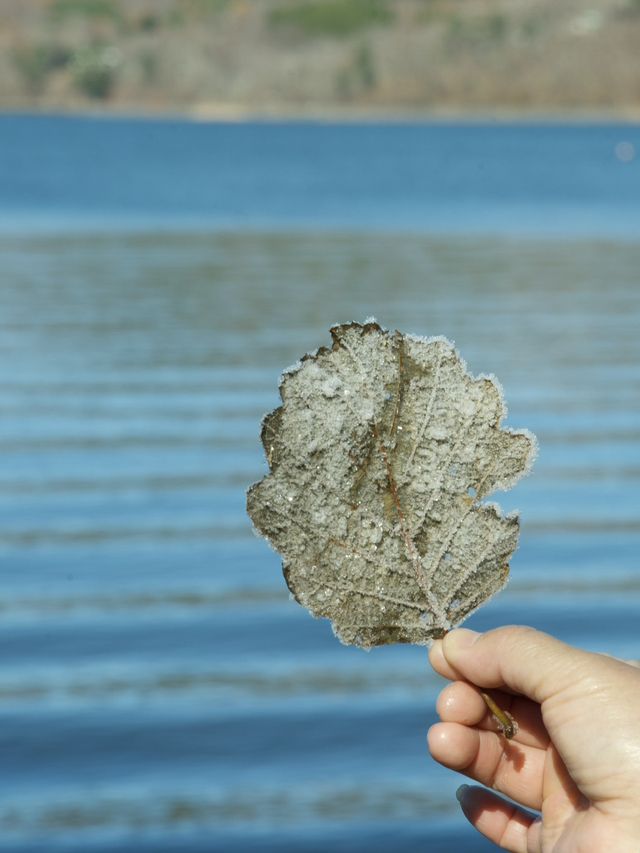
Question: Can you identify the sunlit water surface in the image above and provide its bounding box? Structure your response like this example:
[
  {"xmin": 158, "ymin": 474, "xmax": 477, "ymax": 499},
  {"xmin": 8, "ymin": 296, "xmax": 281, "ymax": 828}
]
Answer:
[{"xmin": 1, "ymin": 115, "xmax": 639, "ymax": 852}]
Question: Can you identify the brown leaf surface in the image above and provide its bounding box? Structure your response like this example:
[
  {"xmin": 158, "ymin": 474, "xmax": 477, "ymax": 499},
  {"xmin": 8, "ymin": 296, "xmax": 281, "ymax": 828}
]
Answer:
[{"xmin": 247, "ymin": 321, "xmax": 536, "ymax": 648}]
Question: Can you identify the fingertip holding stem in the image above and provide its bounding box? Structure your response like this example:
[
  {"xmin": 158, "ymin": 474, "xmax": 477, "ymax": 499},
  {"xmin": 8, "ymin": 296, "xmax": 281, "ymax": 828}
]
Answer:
[
  {"xmin": 429, "ymin": 630, "xmax": 481, "ymax": 680},
  {"xmin": 428, "ymin": 637, "xmax": 443, "ymax": 658},
  {"xmin": 439, "ymin": 630, "xmax": 518, "ymax": 738},
  {"xmin": 443, "ymin": 628, "xmax": 481, "ymax": 660}
]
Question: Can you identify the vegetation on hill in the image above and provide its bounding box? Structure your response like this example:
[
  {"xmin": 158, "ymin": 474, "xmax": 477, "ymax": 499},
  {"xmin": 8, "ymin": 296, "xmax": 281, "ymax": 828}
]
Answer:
[{"xmin": 2, "ymin": 0, "xmax": 640, "ymax": 116}]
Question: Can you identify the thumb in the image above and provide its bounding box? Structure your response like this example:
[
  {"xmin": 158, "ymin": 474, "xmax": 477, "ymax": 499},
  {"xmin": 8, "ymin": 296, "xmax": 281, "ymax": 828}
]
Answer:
[{"xmin": 431, "ymin": 625, "xmax": 599, "ymax": 706}]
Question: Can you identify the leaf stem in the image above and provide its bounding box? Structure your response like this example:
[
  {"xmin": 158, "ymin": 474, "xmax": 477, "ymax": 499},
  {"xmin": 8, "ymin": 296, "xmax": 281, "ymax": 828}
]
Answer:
[{"xmin": 480, "ymin": 691, "xmax": 518, "ymax": 739}]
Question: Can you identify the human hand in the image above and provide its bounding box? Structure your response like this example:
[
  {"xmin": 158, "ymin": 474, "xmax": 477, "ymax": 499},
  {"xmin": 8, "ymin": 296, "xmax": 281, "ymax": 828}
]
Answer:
[{"xmin": 428, "ymin": 626, "xmax": 640, "ymax": 852}]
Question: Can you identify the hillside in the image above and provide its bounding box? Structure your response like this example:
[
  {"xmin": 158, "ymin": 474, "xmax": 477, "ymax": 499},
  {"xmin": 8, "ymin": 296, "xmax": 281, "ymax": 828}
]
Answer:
[{"xmin": 2, "ymin": 0, "xmax": 640, "ymax": 117}]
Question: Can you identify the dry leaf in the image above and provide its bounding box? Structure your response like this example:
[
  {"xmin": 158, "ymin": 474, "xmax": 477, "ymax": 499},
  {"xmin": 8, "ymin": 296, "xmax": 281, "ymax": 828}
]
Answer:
[{"xmin": 247, "ymin": 321, "xmax": 536, "ymax": 648}]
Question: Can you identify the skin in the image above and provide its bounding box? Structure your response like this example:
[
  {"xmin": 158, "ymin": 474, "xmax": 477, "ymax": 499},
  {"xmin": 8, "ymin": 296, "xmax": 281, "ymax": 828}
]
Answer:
[{"xmin": 427, "ymin": 626, "xmax": 640, "ymax": 852}]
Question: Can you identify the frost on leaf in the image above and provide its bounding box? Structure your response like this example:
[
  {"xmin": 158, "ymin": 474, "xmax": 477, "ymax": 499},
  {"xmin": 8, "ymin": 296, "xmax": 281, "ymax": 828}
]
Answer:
[{"xmin": 247, "ymin": 322, "xmax": 537, "ymax": 648}]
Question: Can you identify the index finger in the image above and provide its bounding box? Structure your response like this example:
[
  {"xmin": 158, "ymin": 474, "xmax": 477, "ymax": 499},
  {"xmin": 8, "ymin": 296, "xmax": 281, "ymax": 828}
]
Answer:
[{"xmin": 429, "ymin": 626, "xmax": 597, "ymax": 706}]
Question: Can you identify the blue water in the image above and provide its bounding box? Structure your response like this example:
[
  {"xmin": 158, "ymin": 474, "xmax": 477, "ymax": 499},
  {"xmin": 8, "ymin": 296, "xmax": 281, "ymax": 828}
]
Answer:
[
  {"xmin": 1, "ymin": 114, "xmax": 640, "ymax": 235},
  {"xmin": 1, "ymin": 114, "xmax": 640, "ymax": 852}
]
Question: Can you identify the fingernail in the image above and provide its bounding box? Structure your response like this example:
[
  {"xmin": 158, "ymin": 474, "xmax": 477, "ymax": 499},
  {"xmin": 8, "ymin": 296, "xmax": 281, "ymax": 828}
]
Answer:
[
  {"xmin": 455, "ymin": 784, "xmax": 469, "ymax": 803},
  {"xmin": 445, "ymin": 628, "xmax": 480, "ymax": 655}
]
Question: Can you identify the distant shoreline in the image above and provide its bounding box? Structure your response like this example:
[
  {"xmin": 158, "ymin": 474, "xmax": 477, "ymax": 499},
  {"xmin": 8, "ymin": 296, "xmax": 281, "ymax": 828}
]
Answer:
[
  {"xmin": 2, "ymin": 103, "xmax": 640, "ymax": 125},
  {"xmin": 5, "ymin": 0, "xmax": 640, "ymax": 134}
]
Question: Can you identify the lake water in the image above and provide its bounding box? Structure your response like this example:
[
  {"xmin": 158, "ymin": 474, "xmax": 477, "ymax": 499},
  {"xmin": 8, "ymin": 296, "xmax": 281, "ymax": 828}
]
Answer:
[{"xmin": 1, "ymin": 114, "xmax": 639, "ymax": 852}]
